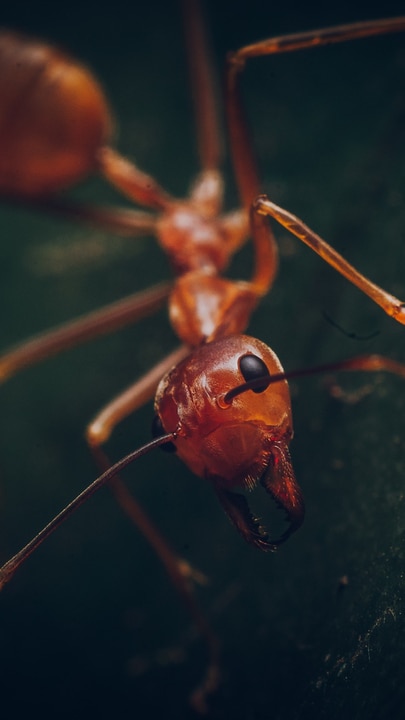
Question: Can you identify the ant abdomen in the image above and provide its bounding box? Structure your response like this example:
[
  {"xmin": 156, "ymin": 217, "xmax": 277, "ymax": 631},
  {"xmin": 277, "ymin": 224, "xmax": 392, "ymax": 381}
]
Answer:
[{"xmin": 0, "ymin": 32, "xmax": 112, "ymax": 196}]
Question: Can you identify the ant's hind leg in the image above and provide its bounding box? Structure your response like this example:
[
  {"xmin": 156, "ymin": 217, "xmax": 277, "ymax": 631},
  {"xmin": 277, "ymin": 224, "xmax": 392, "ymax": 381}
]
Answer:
[{"xmin": 182, "ymin": 0, "xmax": 222, "ymax": 174}]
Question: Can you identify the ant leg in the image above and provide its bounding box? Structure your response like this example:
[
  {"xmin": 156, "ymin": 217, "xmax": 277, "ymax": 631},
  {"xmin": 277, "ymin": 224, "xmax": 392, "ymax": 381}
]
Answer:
[
  {"xmin": 0, "ymin": 282, "xmax": 171, "ymax": 382},
  {"xmin": 86, "ymin": 345, "xmax": 188, "ymax": 446},
  {"xmin": 228, "ymin": 16, "xmax": 405, "ymax": 67},
  {"xmin": 86, "ymin": 344, "xmax": 221, "ymax": 711},
  {"xmin": 185, "ymin": 206, "xmax": 278, "ymax": 344},
  {"xmin": 183, "ymin": 0, "xmax": 225, "ymax": 225},
  {"xmin": 249, "ymin": 205, "xmax": 279, "ymax": 296},
  {"xmin": 92, "ymin": 445, "xmax": 220, "ymax": 713},
  {"xmin": 224, "ymin": 24, "xmax": 262, "ymax": 208},
  {"xmin": 225, "ymin": 16, "xmax": 405, "ymax": 287},
  {"xmin": 183, "ymin": 0, "xmax": 254, "ymax": 272},
  {"xmin": 97, "ymin": 147, "xmax": 173, "ymax": 211},
  {"xmin": 226, "ymin": 15, "xmax": 404, "ymax": 194},
  {"xmin": 86, "ymin": 346, "xmax": 203, "ymax": 584},
  {"xmin": 254, "ymin": 196, "xmax": 405, "ymax": 325},
  {"xmin": 226, "ymin": 11, "xmax": 392, "ymax": 205},
  {"xmin": 6, "ymin": 194, "xmax": 158, "ymax": 237},
  {"xmin": 182, "ymin": 0, "xmax": 222, "ymax": 173}
]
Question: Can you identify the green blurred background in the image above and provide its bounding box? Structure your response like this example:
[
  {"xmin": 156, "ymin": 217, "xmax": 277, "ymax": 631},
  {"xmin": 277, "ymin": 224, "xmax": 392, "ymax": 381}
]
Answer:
[{"xmin": 0, "ymin": 1, "xmax": 404, "ymax": 718}]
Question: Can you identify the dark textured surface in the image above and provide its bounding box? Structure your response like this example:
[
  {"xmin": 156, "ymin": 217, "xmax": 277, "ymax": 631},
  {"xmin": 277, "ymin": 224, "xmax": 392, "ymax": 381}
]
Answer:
[{"xmin": 0, "ymin": 1, "xmax": 404, "ymax": 718}]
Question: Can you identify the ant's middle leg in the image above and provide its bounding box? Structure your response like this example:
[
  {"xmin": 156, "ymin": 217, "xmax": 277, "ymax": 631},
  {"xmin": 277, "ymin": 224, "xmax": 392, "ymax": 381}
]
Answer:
[{"xmin": 0, "ymin": 282, "xmax": 171, "ymax": 383}]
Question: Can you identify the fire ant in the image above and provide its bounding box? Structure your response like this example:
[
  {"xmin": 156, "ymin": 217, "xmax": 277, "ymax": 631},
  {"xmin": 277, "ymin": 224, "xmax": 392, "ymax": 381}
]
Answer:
[{"xmin": 0, "ymin": 0, "xmax": 404, "ymax": 712}]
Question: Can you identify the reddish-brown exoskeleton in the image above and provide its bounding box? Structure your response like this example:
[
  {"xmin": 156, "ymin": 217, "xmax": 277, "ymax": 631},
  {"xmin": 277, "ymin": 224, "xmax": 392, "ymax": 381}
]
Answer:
[{"xmin": 0, "ymin": 0, "xmax": 405, "ymax": 709}]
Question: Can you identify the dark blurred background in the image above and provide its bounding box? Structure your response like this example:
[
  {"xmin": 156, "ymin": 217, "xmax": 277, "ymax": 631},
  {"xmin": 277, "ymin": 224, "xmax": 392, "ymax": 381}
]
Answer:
[{"xmin": 0, "ymin": 1, "xmax": 404, "ymax": 718}]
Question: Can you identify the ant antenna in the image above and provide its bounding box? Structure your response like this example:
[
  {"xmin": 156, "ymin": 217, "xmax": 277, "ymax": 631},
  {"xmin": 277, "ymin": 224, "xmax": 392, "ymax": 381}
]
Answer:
[
  {"xmin": 0, "ymin": 433, "xmax": 176, "ymax": 591},
  {"xmin": 322, "ymin": 310, "xmax": 380, "ymax": 341},
  {"xmin": 222, "ymin": 354, "xmax": 405, "ymax": 403}
]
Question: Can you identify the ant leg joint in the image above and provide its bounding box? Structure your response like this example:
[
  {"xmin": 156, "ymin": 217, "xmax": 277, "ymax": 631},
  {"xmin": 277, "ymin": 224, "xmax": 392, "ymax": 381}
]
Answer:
[
  {"xmin": 391, "ymin": 302, "xmax": 405, "ymax": 325},
  {"xmin": 253, "ymin": 194, "xmax": 269, "ymax": 214},
  {"xmin": 85, "ymin": 421, "xmax": 109, "ymax": 449},
  {"xmin": 226, "ymin": 50, "xmax": 246, "ymax": 72}
]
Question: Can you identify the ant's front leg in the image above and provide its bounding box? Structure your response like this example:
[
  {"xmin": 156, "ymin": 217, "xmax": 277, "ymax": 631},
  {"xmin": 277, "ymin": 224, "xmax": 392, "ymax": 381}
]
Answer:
[
  {"xmin": 254, "ymin": 195, "xmax": 405, "ymax": 325},
  {"xmin": 85, "ymin": 344, "xmax": 221, "ymax": 713},
  {"xmin": 225, "ymin": 15, "xmax": 405, "ymax": 326}
]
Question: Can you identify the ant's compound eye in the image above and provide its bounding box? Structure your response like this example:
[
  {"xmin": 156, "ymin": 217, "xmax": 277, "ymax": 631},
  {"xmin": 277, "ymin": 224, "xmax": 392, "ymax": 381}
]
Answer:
[
  {"xmin": 151, "ymin": 415, "xmax": 177, "ymax": 453},
  {"xmin": 239, "ymin": 354, "xmax": 271, "ymax": 393}
]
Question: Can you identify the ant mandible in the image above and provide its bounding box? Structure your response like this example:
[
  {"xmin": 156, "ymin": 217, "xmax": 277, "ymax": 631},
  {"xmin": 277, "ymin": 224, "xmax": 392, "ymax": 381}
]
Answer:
[{"xmin": 0, "ymin": 0, "xmax": 404, "ymax": 710}]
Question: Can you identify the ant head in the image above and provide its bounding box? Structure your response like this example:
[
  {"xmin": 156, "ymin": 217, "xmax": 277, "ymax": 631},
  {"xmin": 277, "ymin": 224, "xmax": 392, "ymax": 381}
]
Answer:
[
  {"xmin": 154, "ymin": 334, "xmax": 293, "ymax": 488},
  {"xmin": 154, "ymin": 334, "xmax": 304, "ymax": 551}
]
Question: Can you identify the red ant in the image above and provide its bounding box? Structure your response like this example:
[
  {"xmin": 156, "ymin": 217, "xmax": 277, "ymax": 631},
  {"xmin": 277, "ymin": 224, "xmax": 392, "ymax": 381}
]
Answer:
[{"xmin": 0, "ymin": 0, "xmax": 404, "ymax": 710}]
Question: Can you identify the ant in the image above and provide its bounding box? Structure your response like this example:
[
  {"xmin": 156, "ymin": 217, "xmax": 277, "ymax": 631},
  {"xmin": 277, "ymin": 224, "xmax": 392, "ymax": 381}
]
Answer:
[{"xmin": 0, "ymin": 0, "xmax": 404, "ymax": 712}]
